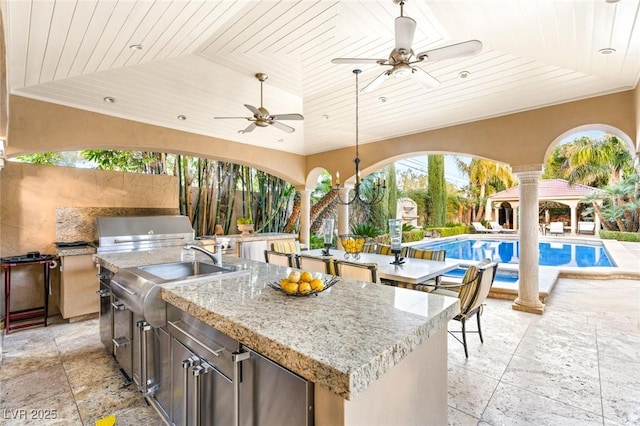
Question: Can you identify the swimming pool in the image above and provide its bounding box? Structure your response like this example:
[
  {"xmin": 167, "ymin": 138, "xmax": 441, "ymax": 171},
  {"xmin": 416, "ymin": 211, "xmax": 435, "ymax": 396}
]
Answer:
[{"xmin": 415, "ymin": 238, "xmax": 613, "ymax": 267}]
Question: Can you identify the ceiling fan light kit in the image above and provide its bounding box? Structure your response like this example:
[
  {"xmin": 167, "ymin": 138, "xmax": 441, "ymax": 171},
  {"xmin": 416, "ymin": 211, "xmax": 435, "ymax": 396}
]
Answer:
[
  {"xmin": 214, "ymin": 72, "xmax": 304, "ymax": 134},
  {"xmin": 332, "ymin": 0, "xmax": 483, "ymax": 93}
]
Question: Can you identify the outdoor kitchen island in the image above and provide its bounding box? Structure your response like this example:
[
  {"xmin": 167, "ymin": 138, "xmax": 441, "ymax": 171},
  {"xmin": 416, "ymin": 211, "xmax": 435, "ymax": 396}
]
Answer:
[{"xmin": 94, "ymin": 247, "xmax": 459, "ymax": 426}]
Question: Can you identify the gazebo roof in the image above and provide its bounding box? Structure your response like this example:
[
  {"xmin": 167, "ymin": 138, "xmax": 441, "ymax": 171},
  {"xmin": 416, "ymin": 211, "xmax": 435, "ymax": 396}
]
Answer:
[{"xmin": 490, "ymin": 179, "xmax": 603, "ymax": 202}]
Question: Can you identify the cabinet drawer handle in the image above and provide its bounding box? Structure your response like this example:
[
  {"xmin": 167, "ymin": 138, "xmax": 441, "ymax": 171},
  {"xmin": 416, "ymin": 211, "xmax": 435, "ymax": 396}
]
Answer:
[
  {"xmin": 111, "ymin": 301, "xmax": 126, "ymax": 311},
  {"xmin": 169, "ymin": 321, "xmax": 226, "ymax": 357},
  {"xmin": 112, "ymin": 336, "xmax": 130, "ymax": 348}
]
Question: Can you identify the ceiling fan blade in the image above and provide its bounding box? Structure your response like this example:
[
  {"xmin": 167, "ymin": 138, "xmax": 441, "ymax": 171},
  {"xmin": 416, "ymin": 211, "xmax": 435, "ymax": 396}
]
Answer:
[
  {"xmin": 272, "ymin": 121, "xmax": 296, "ymax": 133},
  {"xmin": 331, "ymin": 58, "xmax": 385, "ymax": 65},
  {"xmin": 395, "ymin": 16, "xmax": 416, "ymax": 53},
  {"xmin": 416, "ymin": 39, "xmax": 483, "ymax": 62},
  {"xmin": 411, "ymin": 67, "xmax": 440, "ymax": 90},
  {"xmin": 271, "ymin": 113, "xmax": 304, "ymax": 121},
  {"xmin": 214, "ymin": 116, "xmax": 250, "ymax": 120},
  {"xmin": 361, "ymin": 70, "xmax": 390, "ymax": 94},
  {"xmin": 244, "ymin": 104, "xmax": 260, "ymax": 115},
  {"xmin": 239, "ymin": 122, "xmax": 257, "ymax": 134}
]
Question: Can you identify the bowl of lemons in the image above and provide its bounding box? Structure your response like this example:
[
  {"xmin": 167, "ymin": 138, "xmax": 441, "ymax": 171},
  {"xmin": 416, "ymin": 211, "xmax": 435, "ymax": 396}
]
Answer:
[
  {"xmin": 339, "ymin": 234, "xmax": 366, "ymax": 260},
  {"xmin": 268, "ymin": 270, "xmax": 338, "ymax": 297}
]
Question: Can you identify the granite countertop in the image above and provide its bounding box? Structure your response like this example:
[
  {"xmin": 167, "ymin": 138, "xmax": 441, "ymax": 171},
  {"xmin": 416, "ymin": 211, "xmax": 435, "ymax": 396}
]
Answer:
[{"xmin": 93, "ymin": 247, "xmax": 459, "ymax": 401}]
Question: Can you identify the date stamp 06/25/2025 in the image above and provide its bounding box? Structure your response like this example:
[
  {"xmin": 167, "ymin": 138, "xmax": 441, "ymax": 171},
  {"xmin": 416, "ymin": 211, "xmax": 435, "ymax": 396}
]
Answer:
[{"xmin": 2, "ymin": 409, "xmax": 58, "ymax": 421}]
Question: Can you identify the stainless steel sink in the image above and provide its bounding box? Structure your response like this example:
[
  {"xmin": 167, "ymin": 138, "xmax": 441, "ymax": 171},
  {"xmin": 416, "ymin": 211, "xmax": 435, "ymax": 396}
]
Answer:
[
  {"xmin": 111, "ymin": 261, "xmax": 248, "ymax": 328},
  {"xmin": 138, "ymin": 261, "xmax": 232, "ymax": 281}
]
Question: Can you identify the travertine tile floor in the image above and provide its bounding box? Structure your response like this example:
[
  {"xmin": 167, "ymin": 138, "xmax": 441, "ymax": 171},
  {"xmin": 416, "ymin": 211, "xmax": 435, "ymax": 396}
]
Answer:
[{"xmin": 1, "ymin": 277, "xmax": 639, "ymax": 425}]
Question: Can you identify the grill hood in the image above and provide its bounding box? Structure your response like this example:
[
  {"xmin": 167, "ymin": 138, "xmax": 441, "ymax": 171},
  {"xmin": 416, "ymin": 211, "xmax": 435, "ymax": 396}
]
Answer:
[{"xmin": 95, "ymin": 215, "xmax": 195, "ymax": 253}]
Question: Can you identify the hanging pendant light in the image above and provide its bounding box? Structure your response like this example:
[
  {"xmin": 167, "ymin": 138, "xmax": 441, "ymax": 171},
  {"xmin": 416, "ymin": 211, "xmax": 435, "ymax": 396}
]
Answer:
[{"xmin": 332, "ymin": 69, "xmax": 386, "ymax": 206}]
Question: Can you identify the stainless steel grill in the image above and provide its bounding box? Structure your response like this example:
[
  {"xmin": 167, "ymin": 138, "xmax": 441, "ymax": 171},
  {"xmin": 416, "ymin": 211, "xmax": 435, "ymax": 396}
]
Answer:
[{"xmin": 95, "ymin": 215, "xmax": 195, "ymax": 253}]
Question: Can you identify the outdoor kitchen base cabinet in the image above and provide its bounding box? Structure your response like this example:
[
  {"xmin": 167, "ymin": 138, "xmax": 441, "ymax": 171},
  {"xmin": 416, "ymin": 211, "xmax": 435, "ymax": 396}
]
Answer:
[{"xmin": 160, "ymin": 305, "xmax": 314, "ymax": 426}]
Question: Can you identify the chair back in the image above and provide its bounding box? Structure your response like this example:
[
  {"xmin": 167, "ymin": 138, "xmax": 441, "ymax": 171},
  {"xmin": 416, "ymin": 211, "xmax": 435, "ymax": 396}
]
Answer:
[
  {"xmin": 549, "ymin": 222, "xmax": 564, "ymax": 234},
  {"xmin": 362, "ymin": 241, "xmax": 377, "ymax": 253},
  {"xmin": 271, "ymin": 240, "xmax": 300, "ymax": 254},
  {"xmin": 264, "ymin": 250, "xmax": 295, "ymax": 267},
  {"xmin": 376, "ymin": 244, "xmax": 393, "ymax": 255},
  {"xmin": 405, "ymin": 247, "xmax": 446, "ymax": 261},
  {"xmin": 296, "ymin": 254, "xmax": 333, "ymax": 274},
  {"xmin": 459, "ymin": 260, "xmax": 498, "ymax": 315},
  {"xmin": 333, "ymin": 260, "xmax": 378, "ymax": 283}
]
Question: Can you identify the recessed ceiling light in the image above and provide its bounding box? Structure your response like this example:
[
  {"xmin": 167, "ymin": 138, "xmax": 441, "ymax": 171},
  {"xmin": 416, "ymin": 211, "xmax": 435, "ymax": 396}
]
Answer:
[
  {"xmin": 129, "ymin": 44, "xmax": 143, "ymax": 50},
  {"xmin": 277, "ymin": 139, "xmax": 284, "ymax": 143},
  {"xmin": 599, "ymin": 47, "xmax": 616, "ymax": 55},
  {"xmin": 322, "ymin": 114, "xmax": 330, "ymax": 120},
  {"xmin": 605, "ymin": 0, "xmax": 619, "ymax": 3},
  {"xmin": 103, "ymin": 96, "xmax": 116, "ymax": 103},
  {"xmin": 177, "ymin": 115, "xmax": 187, "ymax": 121},
  {"xmin": 459, "ymin": 70, "xmax": 470, "ymax": 79},
  {"xmin": 378, "ymin": 96, "xmax": 387, "ymax": 103}
]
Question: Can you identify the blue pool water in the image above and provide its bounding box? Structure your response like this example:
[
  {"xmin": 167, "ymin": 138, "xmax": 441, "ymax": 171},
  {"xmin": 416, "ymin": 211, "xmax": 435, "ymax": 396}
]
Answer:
[
  {"xmin": 416, "ymin": 238, "xmax": 613, "ymax": 267},
  {"xmin": 444, "ymin": 267, "xmax": 520, "ymax": 283}
]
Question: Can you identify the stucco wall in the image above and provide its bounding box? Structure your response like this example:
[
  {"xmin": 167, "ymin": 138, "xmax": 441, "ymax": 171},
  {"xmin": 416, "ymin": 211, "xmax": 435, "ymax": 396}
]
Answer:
[{"xmin": 0, "ymin": 161, "xmax": 179, "ymax": 315}]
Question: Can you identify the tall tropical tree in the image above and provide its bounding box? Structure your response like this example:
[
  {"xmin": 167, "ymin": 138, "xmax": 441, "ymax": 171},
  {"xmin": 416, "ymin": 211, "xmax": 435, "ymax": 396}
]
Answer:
[
  {"xmin": 544, "ymin": 135, "xmax": 633, "ymax": 187},
  {"xmin": 456, "ymin": 158, "xmax": 515, "ymax": 221},
  {"xmin": 427, "ymin": 155, "xmax": 446, "ymax": 226}
]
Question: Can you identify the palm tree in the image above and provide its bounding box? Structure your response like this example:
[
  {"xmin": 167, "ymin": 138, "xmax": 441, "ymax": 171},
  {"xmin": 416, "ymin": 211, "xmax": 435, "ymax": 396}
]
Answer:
[
  {"xmin": 547, "ymin": 135, "xmax": 632, "ymax": 187},
  {"xmin": 456, "ymin": 158, "xmax": 515, "ymax": 221}
]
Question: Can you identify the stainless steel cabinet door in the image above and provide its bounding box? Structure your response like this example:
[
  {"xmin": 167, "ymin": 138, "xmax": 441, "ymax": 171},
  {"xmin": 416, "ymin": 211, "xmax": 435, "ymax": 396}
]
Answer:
[
  {"xmin": 171, "ymin": 337, "xmax": 234, "ymax": 425},
  {"xmin": 239, "ymin": 348, "xmax": 314, "ymax": 426}
]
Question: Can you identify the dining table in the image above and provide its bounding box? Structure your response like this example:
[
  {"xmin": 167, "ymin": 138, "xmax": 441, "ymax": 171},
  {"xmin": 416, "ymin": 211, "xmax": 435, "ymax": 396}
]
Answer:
[{"xmin": 305, "ymin": 249, "xmax": 460, "ymax": 285}]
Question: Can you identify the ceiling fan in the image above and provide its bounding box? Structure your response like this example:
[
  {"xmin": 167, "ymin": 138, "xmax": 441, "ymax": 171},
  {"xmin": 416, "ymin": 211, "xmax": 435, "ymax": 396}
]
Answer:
[
  {"xmin": 214, "ymin": 73, "xmax": 304, "ymax": 134},
  {"xmin": 332, "ymin": 0, "xmax": 482, "ymax": 93}
]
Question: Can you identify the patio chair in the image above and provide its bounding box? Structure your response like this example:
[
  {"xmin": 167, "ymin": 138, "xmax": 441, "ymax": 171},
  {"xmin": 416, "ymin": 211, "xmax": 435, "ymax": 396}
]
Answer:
[
  {"xmin": 296, "ymin": 254, "xmax": 334, "ymax": 274},
  {"xmin": 577, "ymin": 221, "xmax": 596, "ymax": 235},
  {"xmin": 471, "ymin": 222, "xmax": 501, "ymax": 234},
  {"xmin": 548, "ymin": 221, "xmax": 564, "ymax": 236},
  {"xmin": 404, "ymin": 247, "xmax": 446, "ymax": 261},
  {"xmin": 489, "ymin": 221, "xmax": 516, "ymax": 234},
  {"xmin": 271, "ymin": 240, "xmax": 301, "ymax": 254},
  {"xmin": 333, "ymin": 259, "xmax": 378, "ymax": 283},
  {"xmin": 429, "ymin": 259, "xmax": 499, "ymax": 358},
  {"xmin": 264, "ymin": 250, "xmax": 295, "ymax": 267}
]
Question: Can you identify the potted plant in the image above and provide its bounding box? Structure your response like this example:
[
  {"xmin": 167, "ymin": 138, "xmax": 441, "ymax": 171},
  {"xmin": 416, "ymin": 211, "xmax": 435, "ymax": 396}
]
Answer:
[{"xmin": 237, "ymin": 217, "xmax": 254, "ymax": 235}]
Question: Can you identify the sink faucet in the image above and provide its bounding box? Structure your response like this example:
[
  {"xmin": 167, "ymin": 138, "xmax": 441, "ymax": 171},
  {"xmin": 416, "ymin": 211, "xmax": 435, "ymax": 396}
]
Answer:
[{"xmin": 184, "ymin": 244, "xmax": 222, "ymax": 265}]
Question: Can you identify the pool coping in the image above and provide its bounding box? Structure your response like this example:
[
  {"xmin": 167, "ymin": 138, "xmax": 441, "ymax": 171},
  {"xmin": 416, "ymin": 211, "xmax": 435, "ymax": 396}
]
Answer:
[{"xmin": 411, "ymin": 234, "xmax": 640, "ymax": 302}]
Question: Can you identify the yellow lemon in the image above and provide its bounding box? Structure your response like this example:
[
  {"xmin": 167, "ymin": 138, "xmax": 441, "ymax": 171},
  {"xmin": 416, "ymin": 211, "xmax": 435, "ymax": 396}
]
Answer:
[
  {"xmin": 298, "ymin": 281, "xmax": 312, "ymax": 294},
  {"xmin": 284, "ymin": 282, "xmax": 299, "ymax": 294},
  {"xmin": 288, "ymin": 271, "xmax": 301, "ymax": 283},
  {"xmin": 300, "ymin": 271, "xmax": 313, "ymax": 282},
  {"xmin": 280, "ymin": 278, "xmax": 290, "ymax": 289},
  {"xmin": 310, "ymin": 278, "xmax": 324, "ymax": 291}
]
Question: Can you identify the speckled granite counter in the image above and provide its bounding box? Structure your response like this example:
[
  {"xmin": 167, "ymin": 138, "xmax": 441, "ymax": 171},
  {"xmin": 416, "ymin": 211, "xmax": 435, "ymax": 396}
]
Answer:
[
  {"xmin": 57, "ymin": 245, "xmax": 96, "ymax": 257},
  {"xmin": 94, "ymin": 247, "xmax": 458, "ymax": 405}
]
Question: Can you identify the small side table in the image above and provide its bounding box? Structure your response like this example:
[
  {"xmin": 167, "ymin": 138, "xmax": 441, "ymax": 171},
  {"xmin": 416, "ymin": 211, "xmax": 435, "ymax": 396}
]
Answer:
[{"xmin": 2, "ymin": 257, "xmax": 56, "ymax": 334}]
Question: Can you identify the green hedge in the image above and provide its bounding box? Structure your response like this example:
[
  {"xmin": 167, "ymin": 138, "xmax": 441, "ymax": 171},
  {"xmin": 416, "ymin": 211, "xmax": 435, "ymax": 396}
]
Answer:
[
  {"xmin": 599, "ymin": 230, "xmax": 640, "ymax": 242},
  {"xmin": 424, "ymin": 225, "xmax": 471, "ymax": 238},
  {"xmin": 374, "ymin": 229, "xmax": 425, "ymax": 244}
]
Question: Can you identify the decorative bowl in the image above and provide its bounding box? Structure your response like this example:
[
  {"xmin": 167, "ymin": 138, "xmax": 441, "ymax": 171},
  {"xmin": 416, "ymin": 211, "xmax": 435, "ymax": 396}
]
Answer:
[
  {"xmin": 339, "ymin": 234, "xmax": 366, "ymax": 259},
  {"xmin": 268, "ymin": 276, "xmax": 339, "ymax": 297}
]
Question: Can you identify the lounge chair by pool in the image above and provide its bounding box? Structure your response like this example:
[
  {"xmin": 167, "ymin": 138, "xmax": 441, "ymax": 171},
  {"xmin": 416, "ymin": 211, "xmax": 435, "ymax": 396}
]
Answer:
[
  {"xmin": 472, "ymin": 222, "xmax": 501, "ymax": 234},
  {"xmin": 489, "ymin": 221, "xmax": 516, "ymax": 233}
]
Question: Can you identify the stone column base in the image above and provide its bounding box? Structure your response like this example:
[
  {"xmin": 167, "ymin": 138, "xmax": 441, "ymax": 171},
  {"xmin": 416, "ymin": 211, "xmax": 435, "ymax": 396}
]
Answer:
[{"xmin": 512, "ymin": 298, "xmax": 545, "ymax": 315}]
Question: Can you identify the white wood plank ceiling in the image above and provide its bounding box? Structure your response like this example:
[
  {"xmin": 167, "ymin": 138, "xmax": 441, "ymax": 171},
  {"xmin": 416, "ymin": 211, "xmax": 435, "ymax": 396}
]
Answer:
[{"xmin": 4, "ymin": 0, "xmax": 640, "ymax": 156}]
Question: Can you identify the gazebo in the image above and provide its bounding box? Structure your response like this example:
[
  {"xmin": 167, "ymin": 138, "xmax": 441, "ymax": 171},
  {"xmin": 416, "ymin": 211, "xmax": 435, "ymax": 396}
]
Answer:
[{"xmin": 486, "ymin": 179, "xmax": 603, "ymax": 235}]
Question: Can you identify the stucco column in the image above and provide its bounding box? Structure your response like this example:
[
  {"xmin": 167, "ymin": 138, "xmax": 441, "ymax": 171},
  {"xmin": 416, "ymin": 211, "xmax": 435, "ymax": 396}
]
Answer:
[
  {"xmin": 569, "ymin": 203, "xmax": 577, "ymax": 235},
  {"xmin": 512, "ymin": 168, "xmax": 545, "ymax": 315},
  {"xmin": 296, "ymin": 186, "xmax": 312, "ymax": 249},
  {"xmin": 512, "ymin": 205, "xmax": 519, "ymax": 232},
  {"xmin": 337, "ymin": 186, "xmax": 352, "ymax": 249},
  {"xmin": 594, "ymin": 205, "xmax": 601, "ymax": 234}
]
